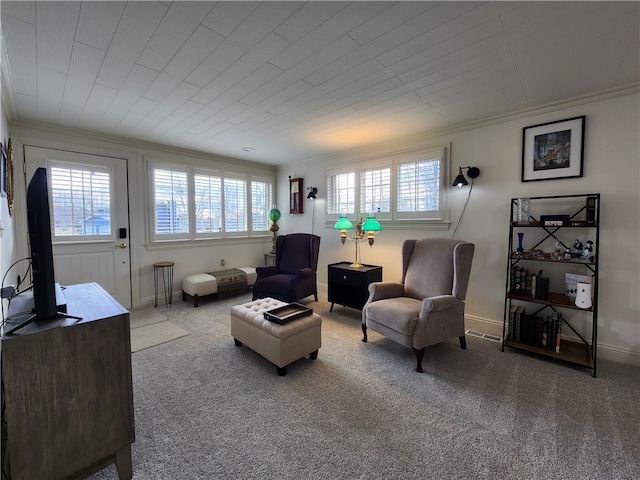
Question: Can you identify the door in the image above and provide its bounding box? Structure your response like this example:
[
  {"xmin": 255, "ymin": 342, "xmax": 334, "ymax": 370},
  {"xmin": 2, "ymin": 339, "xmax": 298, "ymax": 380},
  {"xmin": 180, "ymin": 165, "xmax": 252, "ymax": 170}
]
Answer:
[{"xmin": 24, "ymin": 146, "xmax": 131, "ymax": 308}]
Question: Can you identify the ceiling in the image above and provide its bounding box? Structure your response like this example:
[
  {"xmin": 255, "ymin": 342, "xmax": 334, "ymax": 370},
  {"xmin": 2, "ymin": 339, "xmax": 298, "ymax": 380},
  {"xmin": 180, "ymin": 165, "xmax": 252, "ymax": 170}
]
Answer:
[{"xmin": 1, "ymin": 1, "xmax": 638, "ymax": 166}]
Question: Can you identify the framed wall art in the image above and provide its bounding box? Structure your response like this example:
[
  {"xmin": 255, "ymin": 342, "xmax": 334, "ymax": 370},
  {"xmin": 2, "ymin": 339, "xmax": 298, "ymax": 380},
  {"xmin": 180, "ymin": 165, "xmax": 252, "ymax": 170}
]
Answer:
[
  {"xmin": 521, "ymin": 115, "xmax": 585, "ymax": 182},
  {"xmin": 6, "ymin": 138, "xmax": 14, "ymax": 216},
  {"xmin": 1, "ymin": 142, "xmax": 6, "ymax": 197}
]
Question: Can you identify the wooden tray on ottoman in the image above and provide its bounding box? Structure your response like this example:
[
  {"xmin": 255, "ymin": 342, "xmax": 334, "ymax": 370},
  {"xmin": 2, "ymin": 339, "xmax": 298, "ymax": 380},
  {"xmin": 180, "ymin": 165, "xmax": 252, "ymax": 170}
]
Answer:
[{"xmin": 264, "ymin": 303, "xmax": 313, "ymax": 324}]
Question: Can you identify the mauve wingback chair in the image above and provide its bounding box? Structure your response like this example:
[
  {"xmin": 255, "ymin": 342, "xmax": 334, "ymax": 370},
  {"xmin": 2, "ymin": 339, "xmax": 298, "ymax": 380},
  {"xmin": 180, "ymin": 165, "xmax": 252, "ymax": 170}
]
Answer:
[
  {"xmin": 362, "ymin": 238, "xmax": 475, "ymax": 373},
  {"xmin": 252, "ymin": 233, "xmax": 321, "ymax": 303}
]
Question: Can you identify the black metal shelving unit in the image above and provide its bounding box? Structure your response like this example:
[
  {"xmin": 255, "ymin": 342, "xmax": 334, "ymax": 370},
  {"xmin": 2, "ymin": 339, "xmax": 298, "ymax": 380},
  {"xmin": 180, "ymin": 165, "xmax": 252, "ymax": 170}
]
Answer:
[{"xmin": 501, "ymin": 193, "xmax": 600, "ymax": 377}]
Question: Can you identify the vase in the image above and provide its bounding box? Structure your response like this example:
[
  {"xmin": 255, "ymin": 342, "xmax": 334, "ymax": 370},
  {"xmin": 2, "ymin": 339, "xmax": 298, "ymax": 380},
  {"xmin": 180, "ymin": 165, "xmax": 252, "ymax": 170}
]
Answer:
[
  {"xmin": 517, "ymin": 198, "xmax": 530, "ymax": 224},
  {"xmin": 575, "ymin": 282, "xmax": 592, "ymax": 309},
  {"xmin": 517, "ymin": 232, "xmax": 524, "ymax": 253}
]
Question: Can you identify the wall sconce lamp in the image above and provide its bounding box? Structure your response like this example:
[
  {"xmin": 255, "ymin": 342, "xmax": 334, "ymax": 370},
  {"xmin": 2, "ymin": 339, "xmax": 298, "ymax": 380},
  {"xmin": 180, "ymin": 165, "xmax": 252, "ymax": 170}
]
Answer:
[
  {"xmin": 334, "ymin": 215, "xmax": 382, "ymax": 268},
  {"xmin": 307, "ymin": 186, "xmax": 318, "ymax": 199},
  {"xmin": 452, "ymin": 166, "xmax": 480, "ymax": 188},
  {"xmin": 268, "ymin": 207, "xmax": 281, "ymax": 254}
]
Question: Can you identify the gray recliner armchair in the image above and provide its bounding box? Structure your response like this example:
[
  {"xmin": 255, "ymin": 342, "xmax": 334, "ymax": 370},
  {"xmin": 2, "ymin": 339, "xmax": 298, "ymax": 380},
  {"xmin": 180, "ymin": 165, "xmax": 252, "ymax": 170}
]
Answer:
[{"xmin": 362, "ymin": 238, "xmax": 475, "ymax": 373}]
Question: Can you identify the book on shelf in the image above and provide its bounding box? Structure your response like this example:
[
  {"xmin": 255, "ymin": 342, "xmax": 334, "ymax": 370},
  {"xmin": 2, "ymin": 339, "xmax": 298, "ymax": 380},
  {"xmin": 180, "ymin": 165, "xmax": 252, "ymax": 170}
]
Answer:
[{"xmin": 509, "ymin": 305, "xmax": 525, "ymax": 342}]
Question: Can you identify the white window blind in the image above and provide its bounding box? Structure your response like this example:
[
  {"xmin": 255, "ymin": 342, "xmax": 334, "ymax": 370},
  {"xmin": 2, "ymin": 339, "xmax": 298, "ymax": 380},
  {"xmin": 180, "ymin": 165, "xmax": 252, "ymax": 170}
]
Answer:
[
  {"xmin": 194, "ymin": 173, "xmax": 222, "ymax": 234},
  {"xmin": 153, "ymin": 168, "xmax": 189, "ymax": 235},
  {"xmin": 327, "ymin": 171, "xmax": 355, "ymax": 215},
  {"xmin": 397, "ymin": 158, "xmax": 441, "ymax": 213},
  {"xmin": 50, "ymin": 165, "xmax": 112, "ymax": 237},
  {"xmin": 223, "ymin": 177, "xmax": 247, "ymax": 233},
  {"xmin": 251, "ymin": 180, "xmax": 272, "ymax": 232},
  {"xmin": 360, "ymin": 166, "xmax": 391, "ymax": 214}
]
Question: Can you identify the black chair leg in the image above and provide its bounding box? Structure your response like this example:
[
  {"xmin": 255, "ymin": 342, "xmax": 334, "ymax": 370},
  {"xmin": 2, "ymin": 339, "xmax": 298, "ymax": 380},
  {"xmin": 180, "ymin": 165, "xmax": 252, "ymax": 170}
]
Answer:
[
  {"xmin": 459, "ymin": 336, "xmax": 467, "ymax": 349},
  {"xmin": 361, "ymin": 324, "xmax": 368, "ymax": 342},
  {"xmin": 413, "ymin": 347, "xmax": 426, "ymax": 373}
]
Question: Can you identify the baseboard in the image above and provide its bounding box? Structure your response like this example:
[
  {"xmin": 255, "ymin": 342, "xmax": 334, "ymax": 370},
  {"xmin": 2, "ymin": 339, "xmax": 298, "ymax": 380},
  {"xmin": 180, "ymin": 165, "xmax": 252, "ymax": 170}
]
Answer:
[{"xmin": 464, "ymin": 314, "xmax": 640, "ymax": 368}]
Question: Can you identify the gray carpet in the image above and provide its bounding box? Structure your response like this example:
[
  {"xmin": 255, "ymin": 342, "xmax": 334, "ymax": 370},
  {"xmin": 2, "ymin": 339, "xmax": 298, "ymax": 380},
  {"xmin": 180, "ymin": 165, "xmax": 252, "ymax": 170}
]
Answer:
[{"xmin": 89, "ymin": 293, "xmax": 640, "ymax": 479}]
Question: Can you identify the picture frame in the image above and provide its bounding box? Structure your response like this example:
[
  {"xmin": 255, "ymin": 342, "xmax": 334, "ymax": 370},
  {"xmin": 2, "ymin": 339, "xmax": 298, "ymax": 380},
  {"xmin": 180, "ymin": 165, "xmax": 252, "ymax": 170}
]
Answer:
[
  {"xmin": 6, "ymin": 138, "xmax": 14, "ymax": 216},
  {"xmin": 521, "ymin": 116, "xmax": 585, "ymax": 182},
  {"xmin": 1, "ymin": 142, "xmax": 6, "ymax": 197},
  {"xmin": 289, "ymin": 177, "xmax": 303, "ymax": 214}
]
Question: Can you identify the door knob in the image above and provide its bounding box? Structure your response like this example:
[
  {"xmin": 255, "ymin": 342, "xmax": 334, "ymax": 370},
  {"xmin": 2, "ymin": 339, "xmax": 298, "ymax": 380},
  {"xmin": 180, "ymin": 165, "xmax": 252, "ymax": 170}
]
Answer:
[{"xmin": 116, "ymin": 243, "xmax": 127, "ymax": 249}]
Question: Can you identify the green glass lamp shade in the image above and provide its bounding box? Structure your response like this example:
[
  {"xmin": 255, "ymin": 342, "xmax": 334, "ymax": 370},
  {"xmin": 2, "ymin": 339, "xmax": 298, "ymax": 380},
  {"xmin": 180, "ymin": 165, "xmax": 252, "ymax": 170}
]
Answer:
[
  {"xmin": 362, "ymin": 216, "xmax": 381, "ymax": 232},
  {"xmin": 268, "ymin": 208, "xmax": 281, "ymax": 223},
  {"xmin": 334, "ymin": 216, "xmax": 353, "ymax": 230}
]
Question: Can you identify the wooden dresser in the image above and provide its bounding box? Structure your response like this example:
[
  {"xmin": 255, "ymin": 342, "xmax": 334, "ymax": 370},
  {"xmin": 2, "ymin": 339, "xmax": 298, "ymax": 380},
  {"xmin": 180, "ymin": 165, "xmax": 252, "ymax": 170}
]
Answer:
[{"xmin": 2, "ymin": 282, "xmax": 134, "ymax": 479}]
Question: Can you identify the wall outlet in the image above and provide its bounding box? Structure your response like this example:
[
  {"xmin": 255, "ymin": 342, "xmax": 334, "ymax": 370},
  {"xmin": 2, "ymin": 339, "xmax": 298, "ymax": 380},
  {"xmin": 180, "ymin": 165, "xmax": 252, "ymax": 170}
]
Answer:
[{"xmin": 220, "ymin": 259, "xmax": 225, "ymax": 266}]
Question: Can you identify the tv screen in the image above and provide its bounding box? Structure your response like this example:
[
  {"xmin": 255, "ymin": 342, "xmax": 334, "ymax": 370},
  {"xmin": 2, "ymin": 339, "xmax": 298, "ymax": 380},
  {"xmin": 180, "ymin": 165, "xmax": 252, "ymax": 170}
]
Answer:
[{"xmin": 27, "ymin": 167, "xmax": 58, "ymax": 320}]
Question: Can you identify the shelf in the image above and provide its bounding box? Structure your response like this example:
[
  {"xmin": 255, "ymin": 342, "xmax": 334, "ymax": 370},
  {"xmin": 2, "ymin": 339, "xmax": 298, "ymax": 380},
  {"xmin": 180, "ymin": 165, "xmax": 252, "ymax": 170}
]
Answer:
[
  {"xmin": 503, "ymin": 338, "xmax": 593, "ymax": 369},
  {"xmin": 511, "ymin": 221, "xmax": 597, "ymax": 227},
  {"xmin": 509, "ymin": 253, "xmax": 596, "ymax": 265},
  {"xmin": 507, "ymin": 292, "xmax": 593, "ymax": 311}
]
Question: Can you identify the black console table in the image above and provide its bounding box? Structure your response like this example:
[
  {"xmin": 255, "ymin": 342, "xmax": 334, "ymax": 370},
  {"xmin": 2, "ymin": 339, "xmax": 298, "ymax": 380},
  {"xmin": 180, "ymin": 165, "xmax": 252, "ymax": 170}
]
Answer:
[
  {"xmin": 328, "ymin": 262, "xmax": 382, "ymax": 311},
  {"xmin": 2, "ymin": 282, "xmax": 135, "ymax": 479}
]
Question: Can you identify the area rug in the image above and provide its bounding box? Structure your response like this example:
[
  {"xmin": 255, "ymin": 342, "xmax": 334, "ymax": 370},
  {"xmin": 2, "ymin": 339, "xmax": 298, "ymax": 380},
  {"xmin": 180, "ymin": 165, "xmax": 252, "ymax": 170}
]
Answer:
[{"xmin": 129, "ymin": 305, "xmax": 189, "ymax": 352}]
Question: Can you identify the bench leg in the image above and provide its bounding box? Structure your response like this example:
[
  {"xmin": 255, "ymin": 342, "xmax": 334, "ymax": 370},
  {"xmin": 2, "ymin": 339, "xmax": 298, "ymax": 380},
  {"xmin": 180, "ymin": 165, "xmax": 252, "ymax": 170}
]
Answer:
[{"xmin": 277, "ymin": 366, "xmax": 287, "ymax": 376}]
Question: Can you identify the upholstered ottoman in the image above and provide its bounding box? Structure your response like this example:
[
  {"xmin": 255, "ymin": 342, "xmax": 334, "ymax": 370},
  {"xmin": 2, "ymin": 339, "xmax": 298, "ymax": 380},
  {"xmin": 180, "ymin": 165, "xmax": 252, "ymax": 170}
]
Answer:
[
  {"xmin": 230, "ymin": 297, "xmax": 322, "ymax": 376},
  {"xmin": 182, "ymin": 267, "xmax": 257, "ymax": 307}
]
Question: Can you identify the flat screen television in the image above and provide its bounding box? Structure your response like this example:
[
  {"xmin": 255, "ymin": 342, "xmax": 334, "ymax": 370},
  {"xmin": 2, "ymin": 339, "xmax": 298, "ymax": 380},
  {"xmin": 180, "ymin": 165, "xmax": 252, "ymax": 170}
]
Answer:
[
  {"xmin": 5, "ymin": 168, "xmax": 61, "ymax": 335},
  {"xmin": 27, "ymin": 167, "xmax": 58, "ymax": 320}
]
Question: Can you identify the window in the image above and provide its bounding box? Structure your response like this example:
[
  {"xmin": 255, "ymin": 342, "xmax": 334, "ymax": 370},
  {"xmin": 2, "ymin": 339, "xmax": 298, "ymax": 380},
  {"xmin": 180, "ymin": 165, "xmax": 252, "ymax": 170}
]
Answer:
[
  {"xmin": 194, "ymin": 172, "xmax": 222, "ymax": 235},
  {"xmin": 360, "ymin": 166, "xmax": 391, "ymax": 215},
  {"xmin": 153, "ymin": 168, "xmax": 189, "ymax": 238},
  {"xmin": 150, "ymin": 162, "xmax": 273, "ymax": 243},
  {"xmin": 326, "ymin": 171, "xmax": 355, "ymax": 215},
  {"xmin": 49, "ymin": 163, "xmax": 113, "ymax": 239},
  {"xmin": 326, "ymin": 146, "xmax": 448, "ymax": 226},
  {"xmin": 251, "ymin": 179, "xmax": 272, "ymax": 232}
]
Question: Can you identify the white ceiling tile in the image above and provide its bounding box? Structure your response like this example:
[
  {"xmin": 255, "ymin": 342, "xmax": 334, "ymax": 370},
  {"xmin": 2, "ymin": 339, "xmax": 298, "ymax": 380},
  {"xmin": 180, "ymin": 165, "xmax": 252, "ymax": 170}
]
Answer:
[
  {"xmin": 35, "ymin": 1, "xmax": 80, "ymax": 74},
  {"xmin": 58, "ymin": 102, "xmax": 83, "ymax": 127},
  {"xmin": 1, "ymin": 13, "xmax": 37, "ymax": 97},
  {"xmin": 273, "ymin": 1, "xmax": 346, "ymax": 43},
  {"xmin": 106, "ymin": 65, "xmax": 159, "ymax": 120},
  {"xmin": 144, "ymin": 25, "xmax": 225, "ymax": 102},
  {"xmin": 75, "ymin": 1, "xmax": 125, "ymax": 51},
  {"xmin": 148, "ymin": 100, "xmax": 205, "ymax": 136},
  {"xmin": 190, "ymin": 33, "xmax": 288, "ymax": 105},
  {"xmin": 62, "ymin": 42, "xmax": 105, "ymax": 108},
  {"xmin": 117, "ymin": 97, "xmax": 159, "ymax": 130},
  {"xmin": 201, "ymin": 1, "xmax": 260, "ymax": 37},
  {"xmin": 1, "ymin": 1, "xmax": 35, "ymax": 24},
  {"xmin": 96, "ymin": 1, "xmax": 168, "ymax": 89},
  {"xmin": 136, "ymin": 1, "xmax": 216, "ymax": 72},
  {"xmin": 138, "ymin": 82, "xmax": 201, "ymax": 133},
  {"xmin": 36, "ymin": 68, "xmax": 65, "ymax": 122},
  {"xmin": 186, "ymin": 2, "xmax": 300, "ymax": 88},
  {"xmin": 347, "ymin": 1, "xmax": 434, "ymax": 46}
]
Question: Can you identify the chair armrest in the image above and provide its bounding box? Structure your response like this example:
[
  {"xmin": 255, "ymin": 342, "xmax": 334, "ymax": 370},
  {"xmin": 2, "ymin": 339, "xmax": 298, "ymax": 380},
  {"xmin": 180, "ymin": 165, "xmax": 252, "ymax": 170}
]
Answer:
[
  {"xmin": 367, "ymin": 282, "xmax": 404, "ymax": 302},
  {"xmin": 297, "ymin": 267, "xmax": 315, "ymax": 279},
  {"xmin": 420, "ymin": 295, "xmax": 461, "ymax": 316},
  {"xmin": 256, "ymin": 265, "xmax": 278, "ymax": 279}
]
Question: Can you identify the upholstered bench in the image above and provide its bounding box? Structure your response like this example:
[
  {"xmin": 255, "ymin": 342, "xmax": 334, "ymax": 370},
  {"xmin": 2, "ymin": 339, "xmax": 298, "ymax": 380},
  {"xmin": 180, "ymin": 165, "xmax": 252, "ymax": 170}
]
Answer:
[
  {"xmin": 230, "ymin": 297, "xmax": 322, "ymax": 376},
  {"xmin": 182, "ymin": 267, "xmax": 257, "ymax": 307}
]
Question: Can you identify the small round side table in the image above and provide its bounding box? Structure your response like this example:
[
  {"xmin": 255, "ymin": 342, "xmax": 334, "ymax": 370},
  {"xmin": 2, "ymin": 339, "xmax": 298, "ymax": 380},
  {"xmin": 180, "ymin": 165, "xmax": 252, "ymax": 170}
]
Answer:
[{"xmin": 153, "ymin": 261, "xmax": 175, "ymax": 308}]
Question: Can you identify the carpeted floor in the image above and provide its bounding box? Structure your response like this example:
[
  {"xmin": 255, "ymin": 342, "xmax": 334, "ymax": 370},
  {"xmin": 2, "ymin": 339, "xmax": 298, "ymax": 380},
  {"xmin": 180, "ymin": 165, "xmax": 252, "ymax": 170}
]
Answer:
[{"xmin": 89, "ymin": 292, "xmax": 640, "ymax": 479}]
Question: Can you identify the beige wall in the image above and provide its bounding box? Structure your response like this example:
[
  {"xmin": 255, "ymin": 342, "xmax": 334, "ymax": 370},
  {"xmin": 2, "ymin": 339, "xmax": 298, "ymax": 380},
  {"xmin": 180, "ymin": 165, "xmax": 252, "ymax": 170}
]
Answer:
[
  {"xmin": 279, "ymin": 91, "xmax": 640, "ymax": 366},
  {"xmin": 4, "ymin": 91, "xmax": 639, "ymax": 366}
]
